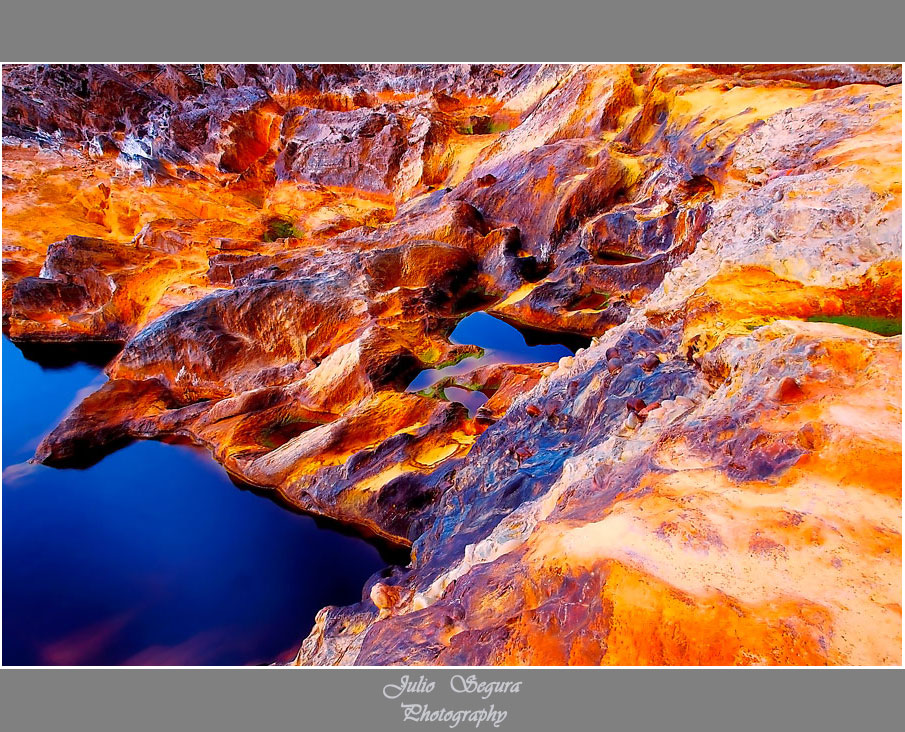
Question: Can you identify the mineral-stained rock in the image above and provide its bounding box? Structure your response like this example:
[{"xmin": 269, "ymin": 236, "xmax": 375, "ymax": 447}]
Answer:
[
  {"xmin": 275, "ymin": 103, "xmax": 453, "ymax": 201},
  {"xmin": 3, "ymin": 64, "xmax": 901, "ymax": 665},
  {"xmin": 415, "ymin": 362, "xmax": 549, "ymax": 423}
]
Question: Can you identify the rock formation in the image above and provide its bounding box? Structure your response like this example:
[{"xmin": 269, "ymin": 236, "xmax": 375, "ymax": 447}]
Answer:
[{"xmin": 2, "ymin": 63, "xmax": 901, "ymax": 665}]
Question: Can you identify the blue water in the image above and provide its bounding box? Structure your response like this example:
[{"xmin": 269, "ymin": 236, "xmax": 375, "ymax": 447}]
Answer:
[
  {"xmin": 1, "ymin": 337, "xmax": 389, "ymax": 666},
  {"xmin": 407, "ymin": 312, "xmax": 573, "ymax": 398}
]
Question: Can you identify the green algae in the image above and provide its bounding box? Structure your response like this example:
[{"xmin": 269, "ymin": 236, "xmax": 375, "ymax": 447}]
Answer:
[{"xmin": 806, "ymin": 314, "xmax": 902, "ymax": 336}]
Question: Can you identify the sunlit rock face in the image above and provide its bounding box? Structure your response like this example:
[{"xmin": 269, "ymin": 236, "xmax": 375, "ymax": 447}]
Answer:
[{"xmin": 3, "ymin": 64, "xmax": 901, "ymax": 665}]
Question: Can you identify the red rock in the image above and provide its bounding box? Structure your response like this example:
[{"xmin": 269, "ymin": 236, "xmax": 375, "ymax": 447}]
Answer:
[
  {"xmin": 626, "ymin": 397, "xmax": 647, "ymax": 414},
  {"xmin": 773, "ymin": 376, "xmax": 805, "ymax": 403},
  {"xmin": 638, "ymin": 401, "xmax": 661, "ymax": 417}
]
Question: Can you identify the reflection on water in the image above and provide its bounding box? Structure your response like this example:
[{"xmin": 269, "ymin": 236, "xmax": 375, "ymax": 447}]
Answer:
[
  {"xmin": 2, "ymin": 337, "xmax": 388, "ymax": 666},
  {"xmin": 442, "ymin": 386, "xmax": 489, "ymax": 418},
  {"xmin": 1, "ymin": 338, "xmax": 108, "ymax": 468},
  {"xmin": 407, "ymin": 311, "xmax": 574, "ymax": 394}
]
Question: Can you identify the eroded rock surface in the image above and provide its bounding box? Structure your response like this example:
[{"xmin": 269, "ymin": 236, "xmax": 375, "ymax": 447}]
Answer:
[{"xmin": 3, "ymin": 64, "xmax": 901, "ymax": 665}]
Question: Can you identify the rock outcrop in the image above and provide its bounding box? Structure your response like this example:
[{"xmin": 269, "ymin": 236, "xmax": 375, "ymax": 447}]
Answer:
[{"xmin": 3, "ymin": 64, "xmax": 901, "ymax": 665}]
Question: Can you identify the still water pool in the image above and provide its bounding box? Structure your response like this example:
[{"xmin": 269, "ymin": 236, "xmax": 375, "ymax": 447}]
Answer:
[
  {"xmin": 406, "ymin": 312, "xmax": 575, "ymax": 414},
  {"xmin": 1, "ymin": 337, "xmax": 389, "ymax": 666}
]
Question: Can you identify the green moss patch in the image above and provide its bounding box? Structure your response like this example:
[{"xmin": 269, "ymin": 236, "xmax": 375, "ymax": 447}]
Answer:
[
  {"xmin": 263, "ymin": 216, "xmax": 305, "ymax": 242},
  {"xmin": 457, "ymin": 119, "xmax": 512, "ymax": 135},
  {"xmin": 433, "ymin": 347, "xmax": 484, "ymax": 370},
  {"xmin": 806, "ymin": 314, "xmax": 902, "ymax": 336}
]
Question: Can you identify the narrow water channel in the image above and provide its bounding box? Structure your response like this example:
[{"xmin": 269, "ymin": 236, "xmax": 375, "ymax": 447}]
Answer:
[
  {"xmin": 1, "ymin": 337, "xmax": 388, "ymax": 666},
  {"xmin": 406, "ymin": 311, "xmax": 576, "ymax": 413}
]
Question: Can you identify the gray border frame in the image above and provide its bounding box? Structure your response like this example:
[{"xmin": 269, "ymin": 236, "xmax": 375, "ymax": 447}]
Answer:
[
  {"xmin": 1, "ymin": 1, "xmax": 903, "ymax": 730},
  {"xmin": 0, "ymin": 668, "xmax": 903, "ymax": 731},
  {"xmin": 0, "ymin": 1, "xmax": 903, "ymax": 60}
]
